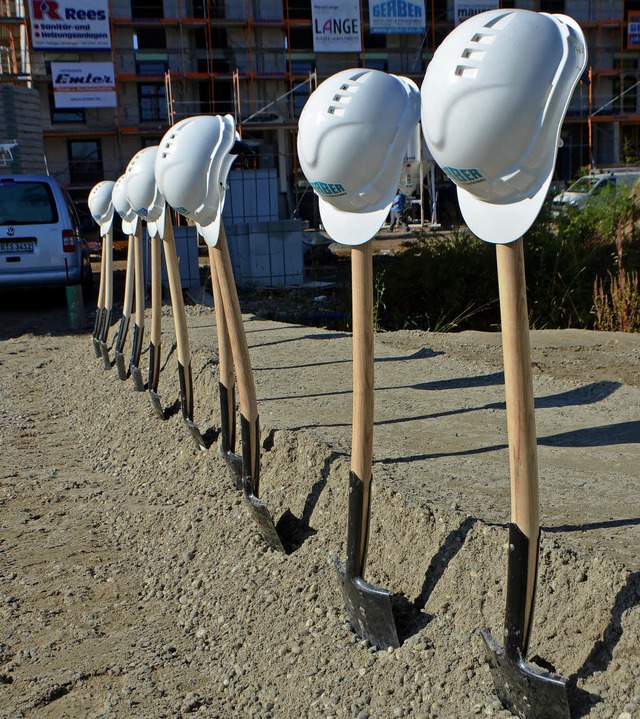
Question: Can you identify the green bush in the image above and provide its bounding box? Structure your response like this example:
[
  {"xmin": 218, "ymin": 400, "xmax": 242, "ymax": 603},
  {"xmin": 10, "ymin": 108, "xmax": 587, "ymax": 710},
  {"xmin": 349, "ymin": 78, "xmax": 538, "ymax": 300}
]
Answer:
[{"xmin": 372, "ymin": 185, "xmax": 640, "ymax": 333}]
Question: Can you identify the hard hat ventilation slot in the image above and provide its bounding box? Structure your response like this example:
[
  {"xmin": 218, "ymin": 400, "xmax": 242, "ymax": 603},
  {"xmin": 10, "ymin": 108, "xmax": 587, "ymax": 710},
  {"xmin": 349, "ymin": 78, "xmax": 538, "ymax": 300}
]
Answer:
[
  {"xmin": 327, "ymin": 106, "xmax": 346, "ymax": 117},
  {"xmin": 455, "ymin": 65, "xmax": 478, "ymax": 79},
  {"xmin": 462, "ymin": 49, "xmax": 486, "ymax": 61},
  {"xmin": 471, "ymin": 33, "xmax": 495, "ymax": 45}
]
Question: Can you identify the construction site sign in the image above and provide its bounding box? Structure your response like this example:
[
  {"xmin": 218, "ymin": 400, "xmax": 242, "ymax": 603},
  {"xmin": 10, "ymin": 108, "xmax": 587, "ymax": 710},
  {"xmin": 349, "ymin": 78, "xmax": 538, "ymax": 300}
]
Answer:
[
  {"xmin": 51, "ymin": 62, "xmax": 116, "ymax": 108},
  {"xmin": 312, "ymin": 1, "xmax": 361, "ymax": 53},
  {"xmin": 29, "ymin": 0, "xmax": 111, "ymax": 51},
  {"xmin": 368, "ymin": 0, "xmax": 426, "ymax": 34}
]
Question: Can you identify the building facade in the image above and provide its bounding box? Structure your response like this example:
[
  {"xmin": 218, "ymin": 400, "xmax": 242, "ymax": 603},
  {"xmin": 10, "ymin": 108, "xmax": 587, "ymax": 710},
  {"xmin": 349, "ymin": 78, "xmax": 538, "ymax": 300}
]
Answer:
[{"xmin": 2, "ymin": 0, "xmax": 640, "ymax": 224}]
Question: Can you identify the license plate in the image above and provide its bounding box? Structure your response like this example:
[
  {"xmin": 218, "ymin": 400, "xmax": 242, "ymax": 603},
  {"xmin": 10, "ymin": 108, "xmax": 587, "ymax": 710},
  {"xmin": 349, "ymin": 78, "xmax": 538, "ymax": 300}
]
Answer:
[{"xmin": 0, "ymin": 241, "xmax": 35, "ymax": 253}]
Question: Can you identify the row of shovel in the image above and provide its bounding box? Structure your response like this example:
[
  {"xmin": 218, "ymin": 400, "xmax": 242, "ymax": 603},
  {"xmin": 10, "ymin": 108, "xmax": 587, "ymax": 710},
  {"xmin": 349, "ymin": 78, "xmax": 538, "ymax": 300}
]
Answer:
[
  {"xmin": 90, "ymin": 206, "xmax": 287, "ymax": 554},
  {"xmin": 87, "ymin": 118, "xmax": 571, "ymax": 719}
]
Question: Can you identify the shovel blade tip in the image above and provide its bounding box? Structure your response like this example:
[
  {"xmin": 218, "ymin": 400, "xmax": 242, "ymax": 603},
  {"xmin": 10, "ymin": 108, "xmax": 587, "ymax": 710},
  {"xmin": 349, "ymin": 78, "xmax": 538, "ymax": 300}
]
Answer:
[
  {"xmin": 481, "ymin": 628, "xmax": 571, "ymax": 719},
  {"xmin": 335, "ymin": 557, "xmax": 400, "ymax": 651}
]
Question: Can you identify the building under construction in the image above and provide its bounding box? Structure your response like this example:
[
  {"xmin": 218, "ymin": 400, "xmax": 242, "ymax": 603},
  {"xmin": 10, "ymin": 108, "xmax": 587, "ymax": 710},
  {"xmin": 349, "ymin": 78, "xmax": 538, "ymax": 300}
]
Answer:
[{"xmin": 2, "ymin": 0, "xmax": 640, "ymax": 228}]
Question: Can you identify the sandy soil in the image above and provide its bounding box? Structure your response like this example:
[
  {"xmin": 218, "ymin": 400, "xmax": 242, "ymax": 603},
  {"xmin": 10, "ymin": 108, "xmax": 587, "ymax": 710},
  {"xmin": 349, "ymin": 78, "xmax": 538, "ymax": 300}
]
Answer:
[{"xmin": 0, "ymin": 286, "xmax": 639, "ymax": 719}]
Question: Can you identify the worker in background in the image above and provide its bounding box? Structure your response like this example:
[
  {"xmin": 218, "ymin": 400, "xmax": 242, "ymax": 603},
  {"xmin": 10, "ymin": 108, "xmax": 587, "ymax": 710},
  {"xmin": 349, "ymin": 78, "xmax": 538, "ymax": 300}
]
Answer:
[{"xmin": 389, "ymin": 190, "xmax": 409, "ymax": 232}]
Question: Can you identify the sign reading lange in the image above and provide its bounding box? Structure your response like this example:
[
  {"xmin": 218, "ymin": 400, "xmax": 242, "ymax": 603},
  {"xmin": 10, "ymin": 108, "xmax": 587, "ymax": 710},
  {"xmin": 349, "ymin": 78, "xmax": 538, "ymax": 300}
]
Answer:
[
  {"xmin": 29, "ymin": 0, "xmax": 111, "ymax": 51},
  {"xmin": 312, "ymin": 1, "xmax": 361, "ymax": 53}
]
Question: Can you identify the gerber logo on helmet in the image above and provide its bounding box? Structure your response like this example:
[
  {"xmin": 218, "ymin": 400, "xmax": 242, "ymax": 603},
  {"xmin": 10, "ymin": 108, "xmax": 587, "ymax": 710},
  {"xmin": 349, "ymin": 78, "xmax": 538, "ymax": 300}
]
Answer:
[
  {"xmin": 442, "ymin": 167, "xmax": 485, "ymax": 186},
  {"xmin": 310, "ymin": 181, "xmax": 346, "ymax": 197}
]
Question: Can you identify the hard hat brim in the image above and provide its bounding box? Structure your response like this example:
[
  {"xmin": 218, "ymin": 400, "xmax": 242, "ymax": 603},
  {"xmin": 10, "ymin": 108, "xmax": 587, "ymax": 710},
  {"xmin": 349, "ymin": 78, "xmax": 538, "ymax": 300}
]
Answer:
[
  {"xmin": 457, "ymin": 171, "xmax": 552, "ymax": 245},
  {"xmin": 198, "ymin": 213, "xmax": 222, "ymax": 248},
  {"xmin": 318, "ymin": 197, "xmax": 391, "ymax": 246},
  {"xmin": 99, "ymin": 219, "xmax": 113, "ymax": 237}
]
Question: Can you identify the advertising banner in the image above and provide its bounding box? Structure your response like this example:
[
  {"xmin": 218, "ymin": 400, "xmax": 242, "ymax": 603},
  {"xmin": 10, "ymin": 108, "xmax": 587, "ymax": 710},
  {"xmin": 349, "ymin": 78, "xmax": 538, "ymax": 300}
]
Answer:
[
  {"xmin": 51, "ymin": 62, "xmax": 116, "ymax": 108},
  {"xmin": 29, "ymin": 0, "xmax": 111, "ymax": 51},
  {"xmin": 368, "ymin": 0, "xmax": 426, "ymax": 34},
  {"xmin": 454, "ymin": 0, "xmax": 499, "ymax": 26},
  {"xmin": 312, "ymin": 0, "xmax": 361, "ymax": 53},
  {"xmin": 629, "ymin": 11, "xmax": 640, "ymax": 48}
]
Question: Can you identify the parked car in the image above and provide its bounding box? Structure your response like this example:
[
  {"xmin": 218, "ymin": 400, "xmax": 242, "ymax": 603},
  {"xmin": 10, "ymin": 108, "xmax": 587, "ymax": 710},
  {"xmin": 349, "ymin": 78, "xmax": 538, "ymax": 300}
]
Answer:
[
  {"xmin": 552, "ymin": 168, "xmax": 640, "ymax": 212},
  {"xmin": 0, "ymin": 174, "xmax": 92, "ymax": 293}
]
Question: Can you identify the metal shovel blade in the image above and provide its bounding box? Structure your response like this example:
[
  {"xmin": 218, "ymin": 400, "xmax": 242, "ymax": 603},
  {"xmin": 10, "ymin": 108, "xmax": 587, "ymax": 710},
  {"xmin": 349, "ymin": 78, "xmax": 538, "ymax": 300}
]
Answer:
[
  {"xmin": 334, "ymin": 471, "xmax": 399, "ymax": 650},
  {"xmin": 149, "ymin": 390, "xmax": 165, "ymax": 420},
  {"xmin": 335, "ymin": 557, "xmax": 399, "ymax": 650},
  {"xmin": 481, "ymin": 629, "xmax": 571, "ymax": 719},
  {"xmin": 243, "ymin": 479, "xmax": 285, "ymax": 552},
  {"xmin": 99, "ymin": 342, "xmax": 111, "ymax": 369},
  {"xmin": 177, "ymin": 362, "xmax": 207, "ymax": 450},
  {"xmin": 115, "ymin": 352, "xmax": 128, "ymax": 380},
  {"xmin": 240, "ymin": 414, "xmax": 284, "ymax": 552},
  {"xmin": 147, "ymin": 342, "xmax": 164, "ymax": 418},
  {"xmin": 219, "ymin": 383, "xmax": 242, "ymax": 489},
  {"xmin": 130, "ymin": 364, "xmax": 145, "ymax": 392},
  {"xmin": 129, "ymin": 324, "xmax": 145, "ymax": 391},
  {"xmin": 184, "ymin": 417, "xmax": 207, "ymax": 450},
  {"xmin": 114, "ymin": 316, "xmax": 131, "ymax": 380},
  {"xmin": 223, "ymin": 450, "xmax": 243, "ymax": 489},
  {"xmin": 99, "ymin": 308, "xmax": 112, "ymax": 369}
]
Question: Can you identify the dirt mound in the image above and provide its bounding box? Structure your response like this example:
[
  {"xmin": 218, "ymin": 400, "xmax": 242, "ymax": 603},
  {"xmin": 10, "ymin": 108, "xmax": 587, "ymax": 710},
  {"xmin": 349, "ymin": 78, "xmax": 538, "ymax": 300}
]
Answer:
[{"xmin": 1, "ymin": 302, "xmax": 639, "ymax": 718}]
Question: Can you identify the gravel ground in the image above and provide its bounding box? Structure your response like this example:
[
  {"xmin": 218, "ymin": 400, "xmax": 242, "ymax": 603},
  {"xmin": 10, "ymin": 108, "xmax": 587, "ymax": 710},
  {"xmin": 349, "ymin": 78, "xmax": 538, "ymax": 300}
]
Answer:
[{"xmin": 0, "ymin": 286, "xmax": 639, "ymax": 719}]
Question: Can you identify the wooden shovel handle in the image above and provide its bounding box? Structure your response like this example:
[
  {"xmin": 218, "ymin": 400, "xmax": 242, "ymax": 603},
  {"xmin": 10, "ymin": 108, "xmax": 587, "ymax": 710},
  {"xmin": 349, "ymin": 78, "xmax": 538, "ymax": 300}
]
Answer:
[
  {"xmin": 211, "ymin": 224, "xmax": 258, "ymax": 476},
  {"xmin": 496, "ymin": 238, "xmax": 539, "ymax": 639},
  {"xmin": 96, "ymin": 230, "xmax": 107, "ymax": 312},
  {"xmin": 150, "ymin": 233, "xmax": 162, "ymax": 347},
  {"xmin": 133, "ymin": 224, "xmax": 145, "ymax": 329},
  {"xmin": 351, "ymin": 241, "xmax": 374, "ymax": 570},
  {"xmin": 207, "ymin": 244, "xmax": 235, "ymax": 392},
  {"xmin": 162, "ymin": 213, "xmax": 190, "ymax": 368},
  {"xmin": 121, "ymin": 228, "xmax": 136, "ymax": 319},
  {"xmin": 103, "ymin": 225, "xmax": 114, "ymax": 313}
]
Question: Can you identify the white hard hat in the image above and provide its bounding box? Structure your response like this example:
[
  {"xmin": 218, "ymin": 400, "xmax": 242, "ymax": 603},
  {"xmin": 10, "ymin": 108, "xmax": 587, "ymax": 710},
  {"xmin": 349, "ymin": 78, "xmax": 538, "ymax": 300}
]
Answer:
[
  {"xmin": 88, "ymin": 180, "xmax": 115, "ymax": 237},
  {"xmin": 297, "ymin": 68, "xmax": 421, "ymax": 246},
  {"xmin": 155, "ymin": 114, "xmax": 237, "ymax": 246},
  {"xmin": 421, "ymin": 9, "xmax": 587, "ymax": 244},
  {"xmin": 112, "ymin": 175, "xmax": 139, "ymax": 235},
  {"xmin": 124, "ymin": 146, "xmax": 167, "ymax": 237}
]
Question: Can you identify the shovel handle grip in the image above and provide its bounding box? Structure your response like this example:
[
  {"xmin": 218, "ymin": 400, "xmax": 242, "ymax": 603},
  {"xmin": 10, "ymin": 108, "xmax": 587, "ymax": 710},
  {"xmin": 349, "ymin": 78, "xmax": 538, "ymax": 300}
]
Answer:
[{"xmin": 496, "ymin": 238, "xmax": 539, "ymax": 651}]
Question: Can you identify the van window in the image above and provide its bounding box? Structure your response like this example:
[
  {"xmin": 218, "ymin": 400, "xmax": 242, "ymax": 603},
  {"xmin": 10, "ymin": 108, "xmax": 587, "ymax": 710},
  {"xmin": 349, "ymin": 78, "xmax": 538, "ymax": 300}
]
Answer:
[{"xmin": 0, "ymin": 181, "xmax": 59, "ymax": 225}]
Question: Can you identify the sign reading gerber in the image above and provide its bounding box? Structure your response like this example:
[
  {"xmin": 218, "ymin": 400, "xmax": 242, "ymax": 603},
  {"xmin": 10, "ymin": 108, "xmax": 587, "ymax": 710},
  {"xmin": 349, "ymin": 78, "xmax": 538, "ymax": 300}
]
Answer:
[
  {"xmin": 30, "ymin": 0, "xmax": 111, "ymax": 51},
  {"xmin": 52, "ymin": 62, "xmax": 116, "ymax": 108},
  {"xmin": 312, "ymin": 0, "xmax": 361, "ymax": 53},
  {"xmin": 454, "ymin": 0, "xmax": 499, "ymax": 26},
  {"xmin": 368, "ymin": 0, "xmax": 425, "ymax": 34}
]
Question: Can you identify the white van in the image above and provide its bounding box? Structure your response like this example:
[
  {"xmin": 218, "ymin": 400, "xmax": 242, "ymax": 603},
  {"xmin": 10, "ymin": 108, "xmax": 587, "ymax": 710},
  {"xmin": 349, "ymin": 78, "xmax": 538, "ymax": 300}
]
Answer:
[
  {"xmin": 0, "ymin": 174, "xmax": 92, "ymax": 291},
  {"xmin": 553, "ymin": 168, "xmax": 640, "ymax": 212}
]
